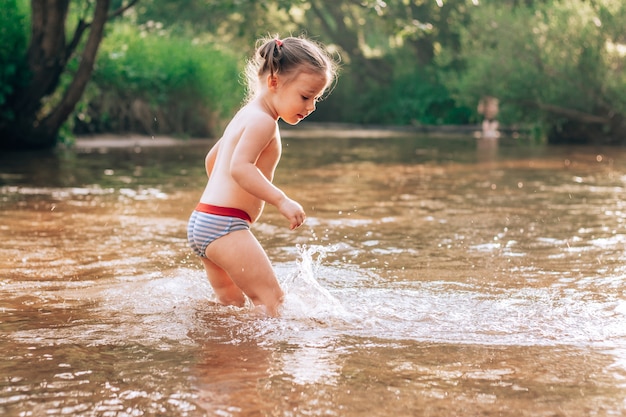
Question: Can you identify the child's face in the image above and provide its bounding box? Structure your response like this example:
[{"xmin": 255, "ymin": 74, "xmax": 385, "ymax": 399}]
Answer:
[{"xmin": 273, "ymin": 71, "xmax": 328, "ymax": 125}]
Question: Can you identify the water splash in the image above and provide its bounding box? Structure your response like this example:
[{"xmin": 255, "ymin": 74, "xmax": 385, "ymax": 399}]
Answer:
[{"xmin": 279, "ymin": 244, "xmax": 353, "ymax": 322}]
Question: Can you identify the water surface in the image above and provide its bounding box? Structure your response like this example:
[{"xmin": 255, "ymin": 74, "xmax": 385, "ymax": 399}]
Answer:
[{"xmin": 1, "ymin": 134, "xmax": 625, "ymax": 416}]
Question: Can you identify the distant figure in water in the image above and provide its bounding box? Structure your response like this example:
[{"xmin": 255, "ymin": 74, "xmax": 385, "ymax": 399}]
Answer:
[
  {"xmin": 187, "ymin": 35, "xmax": 338, "ymax": 317},
  {"xmin": 477, "ymin": 96, "xmax": 500, "ymax": 139}
]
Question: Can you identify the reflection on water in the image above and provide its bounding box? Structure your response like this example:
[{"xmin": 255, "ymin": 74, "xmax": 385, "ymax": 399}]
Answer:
[{"xmin": 1, "ymin": 134, "xmax": 626, "ymax": 416}]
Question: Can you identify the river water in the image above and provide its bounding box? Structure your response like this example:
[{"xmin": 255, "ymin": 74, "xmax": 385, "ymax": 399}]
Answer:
[{"xmin": 1, "ymin": 132, "xmax": 625, "ymax": 416}]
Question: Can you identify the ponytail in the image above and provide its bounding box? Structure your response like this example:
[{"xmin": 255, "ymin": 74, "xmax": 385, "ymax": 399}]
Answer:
[
  {"xmin": 244, "ymin": 35, "xmax": 338, "ymax": 102},
  {"xmin": 257, "ymin": 38, "xmax": 284, "ymax": 79}
]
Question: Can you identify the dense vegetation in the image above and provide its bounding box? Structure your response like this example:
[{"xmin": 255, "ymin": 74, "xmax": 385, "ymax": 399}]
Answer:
[
  {"xmin": 1, "ymin": 0, "xmax": 624, "ymax": 149},
  {"xmin": 76, "ymin": 22, "xmax": 241, "ymax": 138}
]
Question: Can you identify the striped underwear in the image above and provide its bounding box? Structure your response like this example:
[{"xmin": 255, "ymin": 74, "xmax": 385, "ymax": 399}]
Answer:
[{"xmin": 187, "ymin": 203, "xmax": 251, "ymax": 258}]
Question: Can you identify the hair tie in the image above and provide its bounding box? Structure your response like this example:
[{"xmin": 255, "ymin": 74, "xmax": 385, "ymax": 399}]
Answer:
[{"xmin": 275, "ymin": 38, "xmax": 283, "ymax": 48}]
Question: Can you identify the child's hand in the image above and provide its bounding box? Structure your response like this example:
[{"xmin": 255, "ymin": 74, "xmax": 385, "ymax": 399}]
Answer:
[{"xmin": 277, "ymin": 196, "xmax": 306, "ymax": 230}]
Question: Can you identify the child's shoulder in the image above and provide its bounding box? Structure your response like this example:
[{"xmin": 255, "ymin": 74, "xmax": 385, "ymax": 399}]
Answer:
[
  {"xmin": 239, "ymin": 101, "xmax": 276, "ymax": 123},
  {"xmin": 232, "ymin": 102, "xmax": 277, "ymax": 132}
]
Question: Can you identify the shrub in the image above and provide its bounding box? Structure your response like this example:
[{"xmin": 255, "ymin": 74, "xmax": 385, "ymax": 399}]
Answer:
[
  {"xmin": 445, "ymin": 0, "xmax": 626, "ymax": 143},
  {"xmin": 374, "ymin": 66, "xmax": 472, "ymax": 125},
  {"xmin": 0, "ymin": 0, "xmax": 29, "ymax": 124},
  {"xmin": 76, "ymin": 23, "xmax": 243, "ymax": 137},
  {"xmin": 313, "ymin": 61, "xmax": 471, "ymax": 126}
]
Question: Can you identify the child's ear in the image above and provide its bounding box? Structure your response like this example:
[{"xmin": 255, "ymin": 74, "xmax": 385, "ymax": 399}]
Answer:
[{"xmin": 267, "ymin": 74, "xmax": 279, "ymax": 90}]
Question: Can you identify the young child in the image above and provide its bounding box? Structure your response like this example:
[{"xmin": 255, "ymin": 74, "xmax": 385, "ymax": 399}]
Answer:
[{"xmin": 187, "ymin": 36, "xmax": 338, "ymax": 317}]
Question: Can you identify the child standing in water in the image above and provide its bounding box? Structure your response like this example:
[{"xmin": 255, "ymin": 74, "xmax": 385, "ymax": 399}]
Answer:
[{"xmin": 187, "ymin": 36, "xmax": 337, "ymax": 317}]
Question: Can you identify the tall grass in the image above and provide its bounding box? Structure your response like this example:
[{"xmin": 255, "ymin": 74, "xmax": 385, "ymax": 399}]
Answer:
[{"xmin": 76, "ymin": 23, "xmax": 243, "ymax": 137}]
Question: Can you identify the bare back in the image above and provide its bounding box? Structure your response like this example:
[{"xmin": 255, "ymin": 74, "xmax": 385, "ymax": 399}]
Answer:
[{"xmin": 199, "ymin": 100, "xmax": 282, "ymax": 223}]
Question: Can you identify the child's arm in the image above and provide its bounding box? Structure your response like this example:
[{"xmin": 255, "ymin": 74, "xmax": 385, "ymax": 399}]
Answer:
[{"xmin": 230, "ymin": 115, "xmax": 305, "ymax": 229}]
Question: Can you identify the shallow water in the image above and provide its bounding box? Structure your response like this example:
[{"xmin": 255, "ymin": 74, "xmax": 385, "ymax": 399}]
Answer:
[{"xmin": 1, "ymin": 134, "xmax": 625, "ymax": 416}]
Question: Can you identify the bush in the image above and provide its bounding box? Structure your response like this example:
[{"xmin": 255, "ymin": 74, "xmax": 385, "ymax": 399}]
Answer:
[
  {"xmin": 313, "ymin": 60, "xmax": 471, "ymax": 126},
  {"xmin": 445, "ymin": 0, "xmax": 626, "ymax": 143},
  {"xmin": 0, "ymin": 0, "xmax": 29, "ymax": 123},
  {"xmin": 76, "ymin": 23, "xmax": 243, "ymax": 137},
  {"xmin": 373, "ymin": 66, "xmax": 472, "ymax": 125}
]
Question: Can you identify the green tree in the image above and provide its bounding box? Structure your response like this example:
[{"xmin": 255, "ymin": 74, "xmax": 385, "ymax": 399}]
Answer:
[
  {"xmin": 446, "ymin": 0, "xmax": 626, "ymax": 143},
  {"xmin": 0, "ymin": 0, "xmax": 137, "ymax": 150},
  {"xmin": 79, "ymin": 22, "xmax": 242, "ymax": 137},
  {"xmin": 132, "ymin": 0, "xmax": 476, "ymax": 123}
]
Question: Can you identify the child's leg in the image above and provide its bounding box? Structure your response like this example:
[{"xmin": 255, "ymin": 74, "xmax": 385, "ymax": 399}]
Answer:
[
  {"xmin": 205, "ymin": 229, "xmax": 284, "ymax": 317},
  {"xmin": 200, "ymin": 257, "xmax": 246, "ymax": 307}
]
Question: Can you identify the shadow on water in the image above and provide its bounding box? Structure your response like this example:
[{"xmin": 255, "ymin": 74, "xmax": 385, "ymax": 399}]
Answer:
[{"xmin": 1, "ymin": 133, "xmax": 626, "ymax": 416}]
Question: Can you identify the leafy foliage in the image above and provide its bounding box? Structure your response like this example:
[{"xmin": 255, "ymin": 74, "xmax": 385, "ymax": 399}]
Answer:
[
  {"xmin": 0, "ymin": 0, "xmax": 29, "ymax": 123},
  {"xmin": 445, "ymin": 0, "xmax": 626, "ymax": 142},
  {"xmin": 2, "ymin": 0, "xmax": 625, "ymax": 145},
  {"xmin": 78, "ymin": 23, "xmax": 243, "ymax": 136},
  {"xmin": 324, "ymin": 64, "xmax": 471, "ymax": 126}
]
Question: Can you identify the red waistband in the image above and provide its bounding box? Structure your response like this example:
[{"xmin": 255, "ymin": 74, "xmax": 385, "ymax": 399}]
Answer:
[{"xmin": 195, "ymin": 203, "xmax": 252, "ymax": 223}]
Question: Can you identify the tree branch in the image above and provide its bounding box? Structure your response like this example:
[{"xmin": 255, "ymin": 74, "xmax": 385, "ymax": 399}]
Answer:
[
  {"xmin": 65, "ymin": 19, "xmax": 88, "ymax": 60},
  {"xmin": 43, "ymin": 0, "xmax": 112, "ymax": 133},
  {"xmin": 534, "ymin": 102, "xmax": 610, "ymax": 124},
  {"xmin": 108, "ymin": 0, "xmax": 139, "ymax": 19},
  {"xmin": 65, "ymin": 0, "xmax": 139, "ymax": 60}
]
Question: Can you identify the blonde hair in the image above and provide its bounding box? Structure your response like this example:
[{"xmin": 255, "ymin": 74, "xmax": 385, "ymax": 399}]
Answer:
[{"xmin": 244, "ymin": 35, "xmax": 338, "ymax": 102}]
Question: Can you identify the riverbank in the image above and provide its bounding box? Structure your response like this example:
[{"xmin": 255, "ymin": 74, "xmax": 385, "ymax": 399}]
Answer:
[
  {"xmin": 74, "ymin": 122, "xmax": 524, "ymax": 149},
  {"xmin": 74, "ymin": 134, "xmax": 209, "ymax": 149}
]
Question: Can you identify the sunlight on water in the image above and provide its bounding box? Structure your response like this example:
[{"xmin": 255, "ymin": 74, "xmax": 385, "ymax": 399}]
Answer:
[
  {"xmin": 0, "ymin": 185, "xmax": 168, "ymax": 201},
  {"xmin": 8, "ymin": 242, "xmax": 625, "ymax": 357},
  {"xmin": 2, "ymin": 139, "xmax": 626, "ymax": 416},
  {"xmin": 5, "ymin": 220, "xmax": 626, "ymax": 416},
  {"xmin": 151, "ymin": 244, "xmax": 626, "ymax": 354}
]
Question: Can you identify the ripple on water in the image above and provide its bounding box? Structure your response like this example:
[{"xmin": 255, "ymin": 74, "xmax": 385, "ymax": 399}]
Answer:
[
  {"xmin": 7, "ymin": 245, "xmax": 625, "ymax": 361},
  {"xmin": 219, "ymin": 246, "xmax": 626, "ymax": 351}
]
